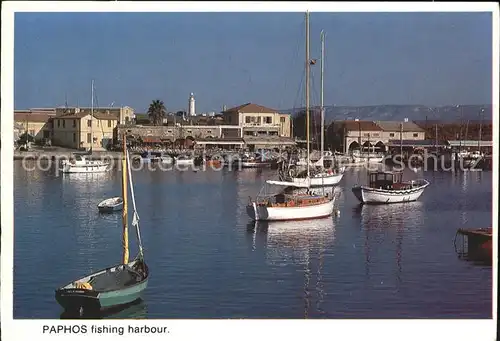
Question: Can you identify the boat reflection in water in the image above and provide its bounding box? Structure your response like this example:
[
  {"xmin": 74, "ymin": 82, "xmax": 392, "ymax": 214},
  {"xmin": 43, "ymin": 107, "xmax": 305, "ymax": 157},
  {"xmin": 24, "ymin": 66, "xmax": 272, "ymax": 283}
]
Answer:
[
  {"xmin": 60, "ymin": 299, "xmax": 147, "ymax": 319},
  {"xmin": 247, "ymin": 217, "xmax": 336, "ymax": 318},
  {"xmin": 352, "ymin": 201, "xmax": 424, "ymax": 284}
]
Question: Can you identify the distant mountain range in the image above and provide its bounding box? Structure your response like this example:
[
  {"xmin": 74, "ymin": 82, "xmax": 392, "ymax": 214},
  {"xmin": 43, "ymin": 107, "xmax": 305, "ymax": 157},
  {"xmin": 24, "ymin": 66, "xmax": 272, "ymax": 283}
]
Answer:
[{"xmin": 282, "ymin": 104, "xmax": 492, "ymax": 123}]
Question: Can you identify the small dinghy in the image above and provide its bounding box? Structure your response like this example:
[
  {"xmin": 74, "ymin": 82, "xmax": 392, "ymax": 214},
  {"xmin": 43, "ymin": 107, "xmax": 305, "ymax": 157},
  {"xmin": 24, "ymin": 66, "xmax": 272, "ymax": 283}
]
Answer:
[
  {"xmin": 56, "ymin": 134, "xmax": 149, "ymax": 315},
  {"xmin": 97, "ymin": 197, "xmax": 123, "ymax": 213}
]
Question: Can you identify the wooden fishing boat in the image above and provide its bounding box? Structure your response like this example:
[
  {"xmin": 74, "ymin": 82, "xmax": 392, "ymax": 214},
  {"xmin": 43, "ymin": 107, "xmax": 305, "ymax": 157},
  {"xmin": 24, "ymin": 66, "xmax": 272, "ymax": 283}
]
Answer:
[
  {"xmin": 352, "ymin": 170, "xmax": 429, "ymax": 204},
  {"xmin": 97, "ymin": 197, "xmax": 123, "ymax": 213},
  {"xmin": 56, "ymin": 134, "xmax": 149, "ymax": 314}
]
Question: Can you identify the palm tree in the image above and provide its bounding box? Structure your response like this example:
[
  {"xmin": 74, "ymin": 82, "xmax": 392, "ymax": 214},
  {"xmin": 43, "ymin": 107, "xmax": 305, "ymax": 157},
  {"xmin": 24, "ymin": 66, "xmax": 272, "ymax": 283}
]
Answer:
[{"xmin": 147, "ymin": 100, "xmax": 167, "ymax": 126}]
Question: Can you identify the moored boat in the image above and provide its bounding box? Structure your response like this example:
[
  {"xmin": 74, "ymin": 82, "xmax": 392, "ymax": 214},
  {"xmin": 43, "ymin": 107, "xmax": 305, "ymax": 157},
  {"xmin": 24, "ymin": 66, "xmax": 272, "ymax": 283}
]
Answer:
[
  {"xmin": 175, "ymin": 154, "xmax": 195, "ymax": 166},
  {"xmin": 352, "ymin": 170, "xmax": 429, "ymax": 204},
  {"xmin": 56, "ymin": 134, "xmax": 149, "ymax": 315},
  {"xmin": 246, "ymin": 180, "xmax": 337, "ymax": 221},
  {"xmin": 97, "ymin": 197, "xmax": 123, "ymax": 213},
  {"xmin": 61, "ymin": 153, "xmax": 110, "ymax": 173}
]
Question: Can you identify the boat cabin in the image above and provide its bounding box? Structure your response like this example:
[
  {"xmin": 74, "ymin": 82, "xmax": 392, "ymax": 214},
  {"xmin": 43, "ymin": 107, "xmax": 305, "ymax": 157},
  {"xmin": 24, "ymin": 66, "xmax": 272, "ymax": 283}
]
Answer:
[{"xmin": 368, "ymin": 171, "xmax": 408, "ymax": 190}]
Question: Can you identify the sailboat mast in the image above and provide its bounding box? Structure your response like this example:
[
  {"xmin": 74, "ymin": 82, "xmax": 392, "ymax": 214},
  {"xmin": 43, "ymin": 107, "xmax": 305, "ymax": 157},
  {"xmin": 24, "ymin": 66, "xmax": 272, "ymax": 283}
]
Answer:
[
  {"xmin": 305, "ymin": 11, "xmax": 311, "ymax": 178},
  {"xmin": 320, "ymin": 30, "xmax": 325, "ymax": 164},
  {"xmin": 91, "ymin": 80, "xmax": 94, "ymax": 151},
  {"xmin": 478, "ymin": 109, "xmax": 483, "ymax": 153},
  {"xmin": 122, "ymin": 134, "xmax": 129, "ymax": 264}
]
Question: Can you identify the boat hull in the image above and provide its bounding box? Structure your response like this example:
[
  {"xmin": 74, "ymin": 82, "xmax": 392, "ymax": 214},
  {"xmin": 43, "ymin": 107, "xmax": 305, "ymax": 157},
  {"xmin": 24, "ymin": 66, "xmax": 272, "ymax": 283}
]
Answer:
[
  {"xmin": 98, "ymin": 203, "xmax": 123, "ymax": 213},
  {"xmin": 61, "ymin": 163, "xmax": 109, "ymax": 173},
  {"xmin": 240, "ymin": 161, "xmax": 272, "ymax": 168},
  {"xmin": 352, "ymin": 181, "xmax": 429, "ymax": 204},
  {"xmin": 175, "ymin": 159, "xmax": 194, "ymax": 166},
  {"xmin": 55, "ymin": 278, "xmax": 149, "ymax": 312},
  {"xmin": 247, "ymin": 199, "xmax": 335, "ymax": 221},
  {"xmin": 353, "ymin": 156, "xmax": 384, "ymax": 164},
  {"xmin": 55, "ymin": 260, "xmax": 149, "ymax": 313}
]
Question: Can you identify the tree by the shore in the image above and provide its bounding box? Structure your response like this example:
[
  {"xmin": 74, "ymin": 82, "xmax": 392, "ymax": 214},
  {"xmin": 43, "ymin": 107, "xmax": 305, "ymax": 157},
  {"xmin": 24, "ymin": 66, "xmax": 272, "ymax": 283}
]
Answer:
[{"xmin": 147, "ymin": 100, "xmax": 167, "ymax": 126}]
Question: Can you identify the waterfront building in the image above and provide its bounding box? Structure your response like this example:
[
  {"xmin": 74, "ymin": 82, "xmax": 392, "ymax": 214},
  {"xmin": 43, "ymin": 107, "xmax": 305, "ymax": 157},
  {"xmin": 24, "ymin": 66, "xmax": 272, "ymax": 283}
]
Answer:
[
  {"xmin": 52, "ymin": 110, "xmax": 119, "ymax": 150},
  {"xmin": 55, "ymin": 106, "xmax": 134, "ymax": 125},
  {"xmin": 222, "ymin": 103, "xmax": 292, "ymax": 138},
  {"xmin": 14, "ymin": 108, "xmax": 56, "ymax": 142},
  {"xmin": 327, "ymin": 119, "xmax": 426, "ymax": 154}
]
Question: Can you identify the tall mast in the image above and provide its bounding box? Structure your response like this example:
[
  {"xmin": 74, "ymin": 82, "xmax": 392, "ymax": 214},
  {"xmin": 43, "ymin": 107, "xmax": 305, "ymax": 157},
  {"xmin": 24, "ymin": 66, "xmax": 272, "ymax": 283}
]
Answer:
[
  {"xmin": 320, "ymin": 30, "xmax": 325, "ymax": 167},
  {"xmin": 305, "ymin": 11, "xmax": 310, "ymax": 178},
  {"xmin": 122, "ymin": 134, "xmax": 129, "ymax": 264},
  {"xmin": 478, "ymin": 109, "xmax": 483, "ymax": 154},
  {"xmin": 91, "ymin": 80, "xmax": 94, "ymax": 151}
]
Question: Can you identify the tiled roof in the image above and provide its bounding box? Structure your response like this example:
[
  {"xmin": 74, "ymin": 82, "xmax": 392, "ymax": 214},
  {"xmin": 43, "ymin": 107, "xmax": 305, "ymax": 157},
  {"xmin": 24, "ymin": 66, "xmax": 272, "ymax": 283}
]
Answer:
[
  {"xmin": 223, "ymin": 103, "xmax": 279, "ymax": 114},
  {"xmin": 14, "ymin": 112, "xmax": 53, "ymax": 123},
  {"xmin": 336, "ymin": 120, "xmax": 383, "ymax": 131},
  {"xmin": 375, "ymin": 120, "xmax": 425, "ymax": 132},
  {"xmin": 57, "ymin": 112, "xmax": 118, "ymax": 120}
]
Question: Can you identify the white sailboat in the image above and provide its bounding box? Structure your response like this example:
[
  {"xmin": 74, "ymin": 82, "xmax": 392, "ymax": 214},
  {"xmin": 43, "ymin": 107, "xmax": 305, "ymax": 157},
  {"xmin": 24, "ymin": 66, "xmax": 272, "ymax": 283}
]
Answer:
[
  {"xmin": 289, "ymin": 30, "xmax": 344, "ymax": 187},
  {"xmin": 61, "ymin": 80, "xmax": 110, "ymax": 174},
  {"xmin": 247, "ymin": 12, "xmax": 337, "ymax": 222}
]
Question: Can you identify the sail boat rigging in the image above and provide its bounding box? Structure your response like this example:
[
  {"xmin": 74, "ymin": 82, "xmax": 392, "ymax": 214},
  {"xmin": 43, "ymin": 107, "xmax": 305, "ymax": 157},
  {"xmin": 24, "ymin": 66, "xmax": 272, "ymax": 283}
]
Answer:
[
  {"xmin": 246, "ymin": 11, "xmax": 338, "ymax": 222},
  {"xmin": 285, "ymin": 29, "xmax": 344, "ymax": 187},
  {"xmin": 55, "ymin": 134, "xmax": 149, "ymax": 314},
  {"xmin": 61, "ymin": 80, "xmax": 110, "ymax": 173}
]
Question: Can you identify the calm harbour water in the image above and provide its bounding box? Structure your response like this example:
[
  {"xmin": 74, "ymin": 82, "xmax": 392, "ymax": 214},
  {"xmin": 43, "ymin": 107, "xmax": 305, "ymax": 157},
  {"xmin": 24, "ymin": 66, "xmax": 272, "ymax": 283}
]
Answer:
[{"xmin": 13, "ymin": 161, "xmax": 492, "ymax": 319}]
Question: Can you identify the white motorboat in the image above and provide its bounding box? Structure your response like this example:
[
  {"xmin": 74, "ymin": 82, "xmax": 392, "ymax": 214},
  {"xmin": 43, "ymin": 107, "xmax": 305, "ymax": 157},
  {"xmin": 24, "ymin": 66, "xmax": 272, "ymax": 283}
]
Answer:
[
  {"xmin": 97, "ymin": 197, "xmax": 123, "ymax": 213},
  {"xmin": 352, "ymin": 151, "xmax": 385, "ymax": 164},
  {"xmin": 61, "ymin": 153, "xmax": 110, "ymax": 173},
  {"xmin": 175, "ymin": 154, "xmax": 195, "ymax": 166},
  {"xmin": 160, "ymin": 154, "xmax": 174, "ymax": 164},
  {"xmin": 352, "ymin": 170, "xmax": 429, "ymax": 204}
]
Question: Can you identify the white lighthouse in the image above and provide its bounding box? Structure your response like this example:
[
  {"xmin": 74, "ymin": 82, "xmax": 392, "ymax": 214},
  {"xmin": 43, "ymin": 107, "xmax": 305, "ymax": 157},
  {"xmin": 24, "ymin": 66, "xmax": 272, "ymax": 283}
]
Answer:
[{"xmin": 188, "ymin": 93, "xmax": 196, "ymax": 116}]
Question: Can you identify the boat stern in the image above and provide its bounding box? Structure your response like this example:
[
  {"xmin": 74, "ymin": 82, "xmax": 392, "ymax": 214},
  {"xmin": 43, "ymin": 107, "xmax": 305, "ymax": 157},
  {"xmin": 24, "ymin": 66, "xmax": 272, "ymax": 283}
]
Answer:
[
  {"xmin": 246, "ymin": 203, "xmax": 257, "ymax": 220},
  {"xmin": 55, "ymin": 288, "xmax": 101, "ymax": 313},
  {"xmin": 351, "ymin": 186, "xmax": 365, "ymax": 203}
]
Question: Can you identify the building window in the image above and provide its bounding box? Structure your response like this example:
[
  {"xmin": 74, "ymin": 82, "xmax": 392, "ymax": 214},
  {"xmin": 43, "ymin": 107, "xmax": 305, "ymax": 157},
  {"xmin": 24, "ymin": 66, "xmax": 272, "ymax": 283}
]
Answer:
[
  {"xmin": 245, "ymin": 116, "xmax": 252, "ymax": 124},
  {"xmin": 280, "ymin": 117, "xmax": 286, "ymax": 123},
  {"xmin": 57, "ymin": 120, "xmax": 60, "ymax": 128},
  {"xmin": 73, "ymin": 119, "xmax": 76, "ymax": 127},
  {"xmin": 87, "ymin": 133, "xmax": 91, "ymax": 143},
  {"xmin": 363, "ymin": 133, "xmax": 370, "ymax": 137},
  {"xmin": 187, "ymin": 130, "xmax": 192, "ymax": 134},
  {"xmin": 73, "ymin": 133, "xmax": 76, "ymax": 142},
  {"xmin": 207, "ymin": 130, "xmax": 212, "ymax": 134},
  {"xmin": 413, "ymin": 133, "xmax": 418, "ymax": 137},
  {"xmin": 87, "ymin": 120, "xmax": 92, "ymax": 127},
  {"xmin": 265, "ymin": 117, "xmax": 272, "ymax": 124},
  {"xmin": 372, "ymin": 133, "xmax": 380, "ymax": 137},
  {"xmin": 108, "ymin": 120, "xmax": 112, "ymax": 128},
  {"xmin": 62, "ymin": 120, "xmax": 66, "ymax": 128},
  {"xmin": 389, "ymin": 133, "xmax": 395, "ymax": 137},
  {"xmin": 167, "ymin": 130, "xmax": 172, "ymax": 134}
]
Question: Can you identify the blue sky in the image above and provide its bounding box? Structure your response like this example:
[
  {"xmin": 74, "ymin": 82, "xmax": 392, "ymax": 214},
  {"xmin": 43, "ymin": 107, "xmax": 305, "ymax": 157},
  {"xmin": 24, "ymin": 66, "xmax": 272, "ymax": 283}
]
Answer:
[{"xmin": 14, "ymin": 12, "xmax": 492, "ymax": 113}]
